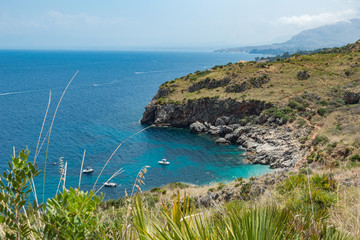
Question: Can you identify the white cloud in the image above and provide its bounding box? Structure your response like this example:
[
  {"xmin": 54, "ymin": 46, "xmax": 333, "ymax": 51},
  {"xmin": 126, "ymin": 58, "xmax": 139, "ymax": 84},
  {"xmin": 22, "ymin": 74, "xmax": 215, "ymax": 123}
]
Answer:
[{"xmin": 275, "ymin": 9, "xmax": 360, "ymax": 29}]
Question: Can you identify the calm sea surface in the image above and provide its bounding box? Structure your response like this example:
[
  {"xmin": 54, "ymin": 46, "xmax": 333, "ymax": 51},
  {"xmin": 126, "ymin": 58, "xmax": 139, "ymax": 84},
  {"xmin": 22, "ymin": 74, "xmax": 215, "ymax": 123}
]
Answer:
[{"xmin": 0, "ymin": 50, "xmax": 271, "ymax": 200}]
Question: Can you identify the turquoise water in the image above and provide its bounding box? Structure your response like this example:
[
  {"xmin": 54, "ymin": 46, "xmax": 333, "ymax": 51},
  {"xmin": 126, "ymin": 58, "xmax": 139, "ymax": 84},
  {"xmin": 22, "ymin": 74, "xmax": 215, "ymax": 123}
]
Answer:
[{"xmin": 0, "ymin": 50, "xmax": 271, "ymax": 200}]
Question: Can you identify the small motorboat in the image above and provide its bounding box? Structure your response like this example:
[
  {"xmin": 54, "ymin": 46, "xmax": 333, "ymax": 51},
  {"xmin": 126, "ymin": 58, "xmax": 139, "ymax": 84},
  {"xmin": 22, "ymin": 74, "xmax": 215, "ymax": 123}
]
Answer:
[
  {"xmin": 83, "ymin": 167, "xmax": 94, "ymax": 173},
  {"xmin": 158, "ymin": 158, "xmax": 170, "ymax": 165},
  {"xmin": 104, "ymin": 182, "xmax": 117, "ymax": 187}
]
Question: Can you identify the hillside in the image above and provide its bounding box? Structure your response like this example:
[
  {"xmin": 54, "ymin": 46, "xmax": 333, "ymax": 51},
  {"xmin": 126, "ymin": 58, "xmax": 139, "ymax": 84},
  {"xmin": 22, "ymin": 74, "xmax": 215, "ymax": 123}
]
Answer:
[
  {"xmin": 142, "ymin": 39, "xmax": 360, "ymax": 172},
  {"xmin": 217, "ymin": 18, "xmax": 360, "ymax": 54}
]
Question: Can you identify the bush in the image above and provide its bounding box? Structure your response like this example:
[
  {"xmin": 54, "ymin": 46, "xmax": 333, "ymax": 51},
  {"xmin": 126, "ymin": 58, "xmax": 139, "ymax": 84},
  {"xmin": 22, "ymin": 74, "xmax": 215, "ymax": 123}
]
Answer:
[
  {"xmin": 349, "ymin": 153, "xmax": 360, "ymax": 162},
  {"xmin": 312, "ymin": 135, "xmax": 329, "ymax": 146},
  {"xmin": 217, "ymin": 183, "xmax": 225, "ymax": 191},
  {"xmin": 263, "ymin": 107, "xmax": 296, "ymax": 124},
  {"xmin": 317, "ymin": 107, "xmax": 327, "ymax": 116},
  {"xmin": 320, "ymin": 100, "xmax": 328, "ymax": 106},
  {"xmin": 288, "ymin": 101, "xmax": 299, "ymax": 109},
  {"xmin": 240, "ymin": 183, "xmax": 252, "ymax": 200},
  {"xmin": 168, "ymin": 182, "xmax": 189, "ymax": 189}
]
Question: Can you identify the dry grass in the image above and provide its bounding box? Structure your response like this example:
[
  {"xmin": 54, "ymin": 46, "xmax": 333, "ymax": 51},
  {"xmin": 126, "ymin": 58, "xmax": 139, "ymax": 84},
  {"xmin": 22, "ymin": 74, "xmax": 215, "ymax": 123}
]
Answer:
[
  {"xmin": 319, "ymin": 104, "xmax": 360, "ymax": 146},
  {"xmin": 329, "ymin": 174, "xmax": 360, "ymax": 238},
  {"xmin": 161, "ymin": 52, "xmax": 360, "ymax": 106}
]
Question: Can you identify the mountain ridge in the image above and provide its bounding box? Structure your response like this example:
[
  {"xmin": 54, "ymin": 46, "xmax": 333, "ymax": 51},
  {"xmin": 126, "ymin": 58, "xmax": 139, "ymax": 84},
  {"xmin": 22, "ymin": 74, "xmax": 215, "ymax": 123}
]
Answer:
[{"xmin": 217, "ymin": 18, "xmax": 360, "ymax": 54}]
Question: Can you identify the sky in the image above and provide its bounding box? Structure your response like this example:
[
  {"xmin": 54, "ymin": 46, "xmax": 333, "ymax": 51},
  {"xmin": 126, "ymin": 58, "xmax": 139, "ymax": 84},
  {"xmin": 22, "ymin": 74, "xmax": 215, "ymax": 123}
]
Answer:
[{"xmin": 0, "ymin": 0, "xmax": 359, "ymax": 50}]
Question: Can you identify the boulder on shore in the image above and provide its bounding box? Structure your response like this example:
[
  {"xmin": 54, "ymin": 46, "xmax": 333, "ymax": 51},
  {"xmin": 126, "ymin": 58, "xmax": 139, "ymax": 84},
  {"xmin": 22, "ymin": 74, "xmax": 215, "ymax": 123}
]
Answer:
[
  {"xmin": 216, "ymin": 138, "xmax": 230, "ymax": 144},
  {"xmin": 189, "ymin": 121, "xmax": 207, "ymax": 133}
]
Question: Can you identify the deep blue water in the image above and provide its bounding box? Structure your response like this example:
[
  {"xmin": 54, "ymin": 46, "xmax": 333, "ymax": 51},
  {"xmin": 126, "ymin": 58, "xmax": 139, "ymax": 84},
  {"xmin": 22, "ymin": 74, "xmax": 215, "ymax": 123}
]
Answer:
[{"xmin": 0, "ymin": 50, "xmax": 271, "ymax": 200}]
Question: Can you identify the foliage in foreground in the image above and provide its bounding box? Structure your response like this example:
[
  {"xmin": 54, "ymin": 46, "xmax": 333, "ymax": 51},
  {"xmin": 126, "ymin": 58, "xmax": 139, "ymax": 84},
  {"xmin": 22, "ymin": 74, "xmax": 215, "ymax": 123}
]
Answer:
[{"xmin": 0, "ymin": 150, "xmax": 355, "ymax": 239}]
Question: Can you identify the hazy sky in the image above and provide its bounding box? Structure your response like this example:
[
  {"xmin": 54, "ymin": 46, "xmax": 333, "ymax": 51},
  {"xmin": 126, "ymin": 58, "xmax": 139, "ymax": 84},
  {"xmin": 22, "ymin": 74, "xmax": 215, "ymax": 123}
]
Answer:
[{"xmin": 0, "ymin": 0, "xmax": 359, "ymax": 50}]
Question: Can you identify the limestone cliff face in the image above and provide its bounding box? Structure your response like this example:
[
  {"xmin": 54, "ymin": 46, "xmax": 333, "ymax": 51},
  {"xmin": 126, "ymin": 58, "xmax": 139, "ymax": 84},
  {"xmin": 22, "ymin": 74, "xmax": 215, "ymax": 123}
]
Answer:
[{"xmin": 141, "ymin": 98, "xmax": 272, "ymax": 127}]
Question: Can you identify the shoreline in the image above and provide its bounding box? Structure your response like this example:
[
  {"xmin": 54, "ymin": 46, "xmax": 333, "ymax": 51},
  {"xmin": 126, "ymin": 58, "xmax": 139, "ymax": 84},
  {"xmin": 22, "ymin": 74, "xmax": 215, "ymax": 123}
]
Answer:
[{"xmin": 141, "ymin": 98, "xmax": 310, "ymax": 170}]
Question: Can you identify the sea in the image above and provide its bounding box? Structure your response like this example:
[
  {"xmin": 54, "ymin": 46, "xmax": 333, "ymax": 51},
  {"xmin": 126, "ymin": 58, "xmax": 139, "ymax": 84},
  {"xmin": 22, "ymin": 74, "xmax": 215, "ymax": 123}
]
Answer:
[{"xmin": 0, "ymin": 50, "xmax": 272, "ymax": 201}]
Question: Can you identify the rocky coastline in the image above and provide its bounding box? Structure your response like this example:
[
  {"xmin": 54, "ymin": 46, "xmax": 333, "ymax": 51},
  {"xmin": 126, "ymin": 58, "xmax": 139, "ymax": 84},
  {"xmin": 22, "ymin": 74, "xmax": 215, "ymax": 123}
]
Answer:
[{"xmin": 141, "ymin": 97, "xmax": 310, "ymax": 169}]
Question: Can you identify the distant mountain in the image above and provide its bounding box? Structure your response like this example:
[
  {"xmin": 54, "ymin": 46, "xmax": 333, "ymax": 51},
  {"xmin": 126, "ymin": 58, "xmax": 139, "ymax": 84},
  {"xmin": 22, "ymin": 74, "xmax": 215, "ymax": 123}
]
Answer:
[{"xmin": 217, "ymin": 18, "xmax": 360, "ymax": 54}]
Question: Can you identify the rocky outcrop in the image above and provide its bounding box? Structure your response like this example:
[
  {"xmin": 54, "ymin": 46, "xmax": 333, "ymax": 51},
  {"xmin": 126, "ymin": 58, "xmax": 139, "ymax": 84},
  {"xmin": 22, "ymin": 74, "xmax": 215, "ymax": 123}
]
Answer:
[
  {"xmin": 189, "ymin": 120, "xmax": 308, "ymax": 169},
  {"xmin": 193, "ymin": 171, "xmax": 289, "ymax": 207},
  {"xmin": 189, "ymin": 121, "xmax": 206, "ymax": 133},
  {"xmin": 188, "ymin": 77, "xmax": 230, "ymax": 92},
  {"xmin": 297, "ymin": 71, "xmax": 310, "ymax": 80},
  {"xmin": 225, "ymin": 75, "xmax": 270, "ymax": 93},
  {"xmin": 343, "ymin": 90, "xmax": 360, "ymax": 104},
  {"xmin": 215, "ymin": 138, "xmax": 230, "ymax": 144},
  {"xmin": 152, "ymin": 87, "xmax": 172, "ymax": 101},
  {"xmin": 141, "ymin": 98, "xmax": 272, "ymax": 127}
]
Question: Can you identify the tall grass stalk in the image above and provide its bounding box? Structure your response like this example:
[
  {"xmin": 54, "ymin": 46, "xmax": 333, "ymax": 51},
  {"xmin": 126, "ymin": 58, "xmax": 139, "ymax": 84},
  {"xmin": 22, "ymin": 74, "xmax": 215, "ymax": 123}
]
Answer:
[
  {"xmin": 42, "ymin": 71, "xmax": 78, "ymax": 203},
  {"xmin": 33, "ymin": 90, "xmax": 51, "ymax": 165},
  {"xmin": 92, "ymin": 125, "xmax": 153, "ymax": 192},
  {"xmin": 78, "ymin": 149, "xmax": 86, "ymax": 190},
  {"xmin": 306, "ymin": 167, "xmax": 315, "ymax": 226},
  {"xmin": 56, "ymin": 157, "xmax": 65, "ymax": 196},
  {"xmin": 62, "ymin": 161, "xmax": 68, "ymax": 191}
]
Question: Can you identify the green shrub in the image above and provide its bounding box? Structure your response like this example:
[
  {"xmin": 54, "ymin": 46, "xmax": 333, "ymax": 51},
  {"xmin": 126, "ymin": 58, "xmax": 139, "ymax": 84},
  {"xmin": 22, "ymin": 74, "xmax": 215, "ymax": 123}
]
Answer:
[
  {"xmin": 318, "ymin": 107, "xmax": 327, "ymax": 116},
  {"xmin": 168, "ymin": 182, "xmax": 189, "ymax": 189},
  {"xmin": 263, "ymin": 107, "xmax": 296, "ymax": 123},
  {"xmin": 217, "ymin": 183, "xmax": 225, "ymax": 191},
  {"xmin": 288, "ymin": 101, "xmax": 299, "ymax": 109},
  {"xmin": 320, "ymin": 100, "xmax": 328, "ymax": 106},
  {"xmin": 42, "ymin": 189, "xmax": 102, "ymax": 239},
  {"xmin": 349, "ymin": 153, "xmax": 360, "ymax": 162},
  {"xmin": 150, "ymin": 187, "xmax": 162, "ymax": 193},
  {"xmin": 240, "ymin": 183, "xmax": 252, "ymax": 200},
  {"xmin": 312, "ymin": 135, "xmax": 329, "ymax": 146},
  {"xmin": 236, "ymin": 177, "xmax": 243, "ymax": 182},
  {"xmin": 307, "ymin": 152, "xmax": 316, "ymax": 163},
  {"xmin": 0, "ymin": 149, "xmax": 40, "ymax": 239}
]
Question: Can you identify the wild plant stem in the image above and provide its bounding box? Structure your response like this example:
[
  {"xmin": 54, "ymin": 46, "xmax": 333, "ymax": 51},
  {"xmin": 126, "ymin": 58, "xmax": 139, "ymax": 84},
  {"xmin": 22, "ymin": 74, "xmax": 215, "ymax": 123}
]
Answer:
[
  {"xmin": 33, "ymin": 90, "xmax": 51, "ymax": 165},
  {"xmin": 63, "ymin": 161, "xmax": 67, "ymax": 191},
  {"xmin": 42, "ymin": 71, "xmax": 78, "ymax": 203},
  {"xmin": 78, "ymin": 149, "xmax": 86, "ymax": 190}
]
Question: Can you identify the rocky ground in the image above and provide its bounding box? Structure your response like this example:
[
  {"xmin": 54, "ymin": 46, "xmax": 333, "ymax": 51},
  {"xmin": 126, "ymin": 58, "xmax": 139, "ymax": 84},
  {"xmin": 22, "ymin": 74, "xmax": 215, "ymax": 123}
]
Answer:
[{"xmin": 189, "ymin": 115, "xmax": 310, "ymax": 169}]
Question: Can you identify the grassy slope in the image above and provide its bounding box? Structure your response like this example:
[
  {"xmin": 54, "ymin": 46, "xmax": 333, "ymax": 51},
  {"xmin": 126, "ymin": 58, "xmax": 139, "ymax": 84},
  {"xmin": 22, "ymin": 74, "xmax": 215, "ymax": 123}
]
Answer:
[{"xmin": 161, "ymin": 52, "xmax": 360, "ymax": 105}]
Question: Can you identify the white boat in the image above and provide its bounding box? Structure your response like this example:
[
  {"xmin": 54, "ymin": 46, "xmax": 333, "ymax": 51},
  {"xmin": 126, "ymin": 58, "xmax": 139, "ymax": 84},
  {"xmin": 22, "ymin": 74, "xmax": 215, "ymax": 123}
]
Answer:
[
  {"xmin": 158, "ymin": 158, "xmax": 170, "ymax": 165},
  {"xmin": 83, "ymin": 167, "xmax": 94, "ymax": 173},
  {"xmin": 104, "ymin": 182, "xmax": 117, "ymax": 187}
]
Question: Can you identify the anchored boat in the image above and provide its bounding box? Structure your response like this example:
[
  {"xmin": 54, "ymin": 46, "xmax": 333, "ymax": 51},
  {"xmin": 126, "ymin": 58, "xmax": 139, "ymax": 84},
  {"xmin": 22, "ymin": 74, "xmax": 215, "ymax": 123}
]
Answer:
[
  {"xmin": 82, "ymin": 167, "xmax": 94, "ymax": 173},
  {"xmin": 158, "ymin": 158, "xmax": 170, "ymax": 165},
  {"xmin": 104, "ymin": 182, "xmax": 117, "ymax": 187}
]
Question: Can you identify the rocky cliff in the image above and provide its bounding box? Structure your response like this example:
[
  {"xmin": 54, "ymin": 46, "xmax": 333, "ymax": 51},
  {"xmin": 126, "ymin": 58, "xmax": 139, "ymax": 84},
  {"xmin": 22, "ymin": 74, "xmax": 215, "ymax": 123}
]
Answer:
[
  {"xmin": 141, "ymin": 97, "xmax": 272, "ymax": 127},
  {"xmin": 141, "ymin": 93, "xmax": 310, "ymax": 169}
]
